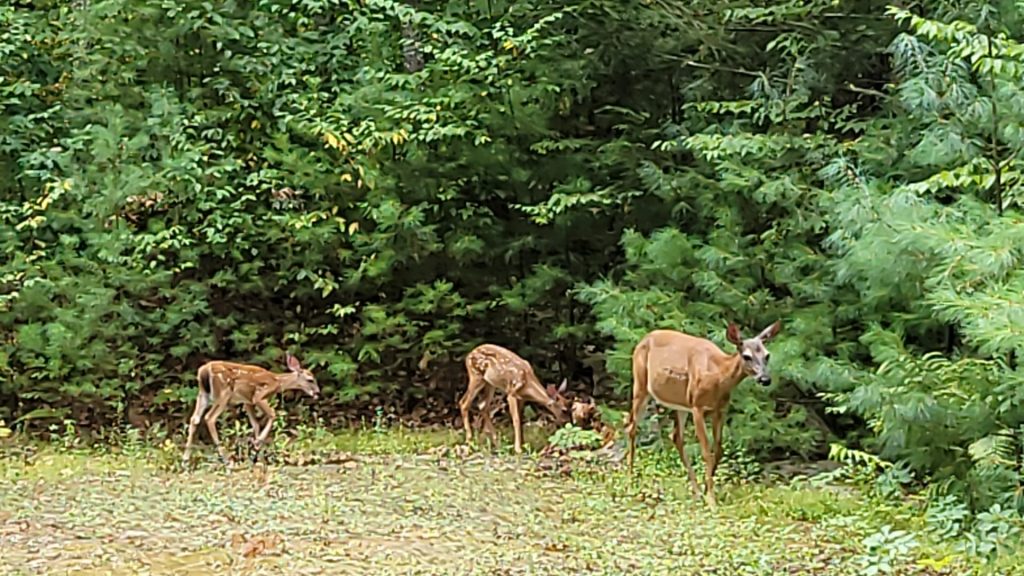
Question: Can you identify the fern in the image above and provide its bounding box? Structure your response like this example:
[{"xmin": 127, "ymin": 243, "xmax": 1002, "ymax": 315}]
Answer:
[
  {"xmin": 968, "ymin": 430, "xmax": 1018, "ymax": 469},
  {"xmin": 829, "ymin": 443, "xmax": 895, "ymax": 472}
]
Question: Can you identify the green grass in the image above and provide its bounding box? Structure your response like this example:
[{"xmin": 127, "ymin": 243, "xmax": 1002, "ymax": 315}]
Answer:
[{"xmin": 0, "ymin": 426, "xmax": 1006, "ymax": 575}]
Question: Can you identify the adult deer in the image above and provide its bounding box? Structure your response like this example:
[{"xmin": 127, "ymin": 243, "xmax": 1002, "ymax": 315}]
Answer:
[
  {"xmin": 459, "ymin": 344, "xmax": 570, "ymax": 454},
  {"xmin": 625, "ymin": 321, "xmax": 781, "ymax": 507},
  {"xmin": 181, "ymin": 352, "xmax": 320, "ymax": 467}
]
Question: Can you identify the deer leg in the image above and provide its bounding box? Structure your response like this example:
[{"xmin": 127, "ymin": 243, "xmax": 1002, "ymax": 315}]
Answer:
[
  {"xmin": 243, "ymin": 404, "xmax": 263, "ymax": 443},
  {"xmin": 203, "ymin": 395, "xmax": 232, "ymax": 466},
  {"xmin": 243, "ymin": 404, "xmax": 265, "ymax": 464},
  {"xmin": 508, "ymin": 394, "xmax": 523, "ymax": 454},
  {"xmin": 253, "ymin": 398, "xmax": 277, "ymax": 448},
  {"xmin": 182, "ymin": 389, "xmax": 211, "ymax": 466},
  {"xmin": 691, "ymin": 408, "xmax": 717, "ymax": 508},
  {"xmin": 458, "ymin": 373, "xmax": 486, "ymax": 445},
  {"xmin": 625, "ymin": 382, "xmax": 649, "ymax": 475},
  {"xmin": 710, "ymin": 408, "xmax": 725, "ymax": 477},
  {"xmin": 626, "ymin": 343, "xmax": 653, "ymax": 474},
  {"xmin": 672, "ymin": 410, "xmax": 702, "ymax": 498},
  {"xmin": 479, "ymin": 386, "xmax": 498, "ymax": 447}
]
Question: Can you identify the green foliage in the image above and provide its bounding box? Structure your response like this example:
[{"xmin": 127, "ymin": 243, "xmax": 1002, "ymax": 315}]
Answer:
[
  {"xmin": 926, "ymin": 494, "xmax": 972, "ymax": 541},
  {"xmin": 963, "ymin": 504, "xmax": 1024, "ymax": 561},
  {"xmin": 0, "ymin": 0, "xmax": 606, "ymax": 420},
  {"xmin": 547, "ymin": 422, "xmax": 602, "ymax": 451},
  {"xmin": 854, "ymin": 525, "xmax": 921, "ymax": 576},
  {"xmin": 813, "ymin": 2, "xmax": 1024, "ymax": 515}
]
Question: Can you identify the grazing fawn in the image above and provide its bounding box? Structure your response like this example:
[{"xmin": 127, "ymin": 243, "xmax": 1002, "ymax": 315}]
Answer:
[{"xmin": 459, "ymin": 344, "xmax": 570, "ymax": 454}]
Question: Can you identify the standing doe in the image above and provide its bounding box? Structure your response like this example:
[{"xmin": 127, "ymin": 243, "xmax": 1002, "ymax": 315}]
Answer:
[
  {"xmin": 625, "ymin": 321, "xmax": 782, "ymax": 507},
  {"xmin": 181, "ymin": 352, "xmax": 319, "ymax": 467},
  {"xmin": 459, "ymin": 344, "xmax": 570, "ymax": 454}
]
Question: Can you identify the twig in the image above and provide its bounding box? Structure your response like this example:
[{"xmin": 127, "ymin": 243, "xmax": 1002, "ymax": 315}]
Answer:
[
  {"xmin": 842, "ymin": 83, "xmax": 889, "ymax": 99},
  {"xmin": 666, "ymin": 56, "xmax": 761, "ymax": 78}
]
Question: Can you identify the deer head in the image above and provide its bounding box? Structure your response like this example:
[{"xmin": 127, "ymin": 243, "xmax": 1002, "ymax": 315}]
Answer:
[
  {"xmin": 285, "ymin": 352, "xmax": 320, "ymax": 399},
  {"xmin": 543, "ymin": 378, "xmax": 570, "ymax": 424},
  {"xmin": 726, "ymin": 320, "xmax": 782, "ymax": 386},
  {"xmin": 570, "ymin": 397, "xmax": 597, "ymax": 427}
]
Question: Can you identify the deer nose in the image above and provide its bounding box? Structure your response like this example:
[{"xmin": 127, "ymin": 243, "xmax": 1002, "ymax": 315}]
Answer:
[{"xmin": 757, "ymin": 375, "xmax": 772, "ymax": 386}]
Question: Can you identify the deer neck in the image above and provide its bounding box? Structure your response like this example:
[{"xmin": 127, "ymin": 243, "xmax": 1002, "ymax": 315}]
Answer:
[
  {"xmin": 718, "ymin": 353, "xmax": 748, "ymax": 393},
  {"xmin": 521, "ymin": 381, "xmax": 550, "ymax": 406},
  {"xmin": 274, "ymin": 372, "xmax": 301, "ymax": 392},
  {"xmin": 521, "ymin": 381, "xmax": 563, "ymax": 417}
]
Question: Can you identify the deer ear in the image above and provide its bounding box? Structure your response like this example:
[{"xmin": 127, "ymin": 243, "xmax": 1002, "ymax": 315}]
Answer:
[
  {"xmin": 286, "ymin": 352, "xmax": 302, "ymax": 372},
  {"xmin": 545, "ymin": 384, "xmax": 557, "ymax": 398},
  {"xmin": 757, "ymin": 320, "xmax": 782, "ymax": 342},
  {"xmin": 726, "ymin": 322, "xmax": 743, "ymax": 346},
  {"xmin": 557, "ymin": 378, "xmax": 568, "ymax": 394}
]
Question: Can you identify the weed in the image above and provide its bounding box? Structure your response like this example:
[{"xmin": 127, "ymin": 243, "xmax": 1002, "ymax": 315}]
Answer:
[
  {"xmin": 548, "ymin": 423, "xmax": 603, "ymax": 451},
  {"xmin": 853, "ymin": 525, "xmax": 920, "ymax": 576}
]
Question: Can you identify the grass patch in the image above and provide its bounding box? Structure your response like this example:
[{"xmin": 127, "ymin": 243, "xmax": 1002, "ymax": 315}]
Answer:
[{"xmin": 0, "ymin": 426, "xmax": 1012, "ymax": 575}]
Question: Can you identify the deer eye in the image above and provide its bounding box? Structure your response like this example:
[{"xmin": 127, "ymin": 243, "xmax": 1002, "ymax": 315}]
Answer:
[{"xmin": 742, "ymin": 353, "xmax": 753, "ymax": 362}]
